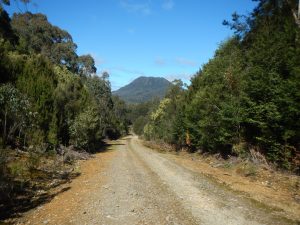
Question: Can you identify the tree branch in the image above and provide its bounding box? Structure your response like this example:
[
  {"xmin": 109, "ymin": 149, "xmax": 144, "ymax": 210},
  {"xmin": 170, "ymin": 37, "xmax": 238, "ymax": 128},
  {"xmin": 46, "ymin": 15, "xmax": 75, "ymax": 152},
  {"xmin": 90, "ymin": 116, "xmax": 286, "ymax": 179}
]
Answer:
[{"xmin": 286, "ymin": 0, "xmax": 300, "ymax": 28}]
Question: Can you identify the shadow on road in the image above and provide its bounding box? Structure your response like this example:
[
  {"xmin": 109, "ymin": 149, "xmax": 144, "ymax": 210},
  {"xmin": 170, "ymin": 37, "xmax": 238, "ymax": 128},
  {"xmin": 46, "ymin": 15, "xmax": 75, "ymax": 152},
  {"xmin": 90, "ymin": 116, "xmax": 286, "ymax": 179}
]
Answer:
[{"xmin": 0, "ymin": 175, "xmax": 74, "ymax": 222}]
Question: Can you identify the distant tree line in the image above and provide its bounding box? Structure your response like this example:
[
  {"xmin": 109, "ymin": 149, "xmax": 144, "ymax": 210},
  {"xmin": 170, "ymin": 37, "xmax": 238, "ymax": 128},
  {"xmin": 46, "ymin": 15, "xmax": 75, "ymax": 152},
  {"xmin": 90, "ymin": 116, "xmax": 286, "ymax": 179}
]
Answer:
[{"xmin": 134, "ymin": 0, "xmax": 300, "ymax": 172}]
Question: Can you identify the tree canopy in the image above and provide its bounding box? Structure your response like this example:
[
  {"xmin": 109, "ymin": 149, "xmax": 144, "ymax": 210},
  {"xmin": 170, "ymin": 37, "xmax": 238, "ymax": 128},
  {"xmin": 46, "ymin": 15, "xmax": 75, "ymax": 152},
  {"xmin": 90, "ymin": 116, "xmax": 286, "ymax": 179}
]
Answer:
[
  {"xmin": 137, "ymin": 0, "xmax": 300, "ymax": 172},
  {"xmin": 0, "ymin": 8, "xmax": 129, "ymax": 151}
]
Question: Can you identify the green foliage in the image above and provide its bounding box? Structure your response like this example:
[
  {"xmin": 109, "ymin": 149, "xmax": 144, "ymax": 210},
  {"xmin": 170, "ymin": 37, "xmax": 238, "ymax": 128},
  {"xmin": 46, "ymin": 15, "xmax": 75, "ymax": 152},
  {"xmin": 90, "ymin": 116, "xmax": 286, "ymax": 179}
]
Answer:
[
  {"xmin": 0, "ymin": 39, "xmax": 17, "ymax": 83},
  {"xmin": 111, "ymin": 95, "xmax": 130, "ymax": 136},
  {"xmin": 127, "ymin": 99, "xmax": 160, "ymax": 137},
  {"xmin": 68, "ymin": 72, "xmax": 129, "ymax": 150},
  {"xmin": 141, "ymin": 1, "xmax": 300, "ymax": 171},
  {"xmin": 11, "ymin": 12, "xmax": 78, "ymax": 71},
  {"xmin": 51, "ymin": 66, "xmax": 86, "ymax": 145},
  {"xmin": 0, "ymin": 149, "xmax": 8, "ymax": 178},
  {"xmin": 133, "ymin": 116, "xmax": 148, "ymax": 135},
  {"xmin": 144, "ymin": 98, "xmax": 172, "ymax": 141},
  {"xmin": 0, "ymin": 6, "xmax": 132, "ymax": 210},
  {"xmin": 127, "ymin": 99, "xmax": 160, "ymax": 124},
  {"xmin": 70, "ymin": 106, "xmax": 103, "ymax": 152},
  {"xmin": 0, "ymin": 8, "xmax": 16, "ymax": 43},
  {"xmin": 0, "ymin": 0, "xmax": 299, "ymax": 174},
  {"xmin": 237, "ymin": 0, "xmax": 300, "ymax": 168},
  {"xmin": 0, "ymin": 10, "xmax": 129, "ymax": 153},
  {"xmin": 16, "ymin": 55, "xmax": 56, "ymax": 141},
  {"xmin": 77, "ymin": 54, "xmax": 97, "ymax": 76},
  {"xmin": 27, "ymin": 147, "xmax": 43, "ymax": 172},
  {"xmin": 143, "ymin": 80, "xmax": 186, "ymax": 145},
  {"xmin": 9, "ymin": 161, "xmax": 26, "ymax": 178},
  {"xmin": 0, "ymin": 84, "xmax": 33, "ymax": 146},
  {"xmin": 184, "ymin": 38, "xmax": 244, "ymax": 154}
]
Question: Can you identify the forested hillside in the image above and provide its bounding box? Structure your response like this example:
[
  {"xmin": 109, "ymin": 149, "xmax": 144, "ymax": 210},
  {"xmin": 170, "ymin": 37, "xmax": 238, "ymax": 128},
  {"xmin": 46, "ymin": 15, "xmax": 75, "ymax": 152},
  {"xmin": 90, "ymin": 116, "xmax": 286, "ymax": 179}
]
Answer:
[
  {"xmin": 113, "ymin": 76, "xmax": 171, "ymax": 103},
  {"xmin": 136, "ymin": 0, "xmax": 300, "ymax": 172},
  {"xmin": 0, "ymin": 0, "xmax": 129, "ymax": 214}
]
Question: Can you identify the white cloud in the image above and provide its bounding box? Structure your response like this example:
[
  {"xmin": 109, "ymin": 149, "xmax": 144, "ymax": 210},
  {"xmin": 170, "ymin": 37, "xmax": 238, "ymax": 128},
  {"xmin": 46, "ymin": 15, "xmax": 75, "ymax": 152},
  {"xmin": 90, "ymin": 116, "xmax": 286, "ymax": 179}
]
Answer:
[
  {"xmin": 175, "ymin": 57, "xmax": 197, "ymax": 67},
  {"xmin": 110, "ymin": 66, "xmax": 145, "ymax": 76},
  {"xmin": 162, "ymin": 0, "xmax": 174, "ymax": 10},
  {"xmin": 90, "ymin": 53, "xmax": 106, "ymax": 66},
  {"xmin": 98, "ymin": 68, "xmax": 112, "ymax": 75},
  {"xmin": 120, "ymin": 0, "xmax": 152, "ymax": 15},
  {"xmin": 164, "ymin": 73, "xmax": 192, "ymax": 82},
  {"xmin": 155, "ymin": 57, "xmax": 166, "ymax": 66}
]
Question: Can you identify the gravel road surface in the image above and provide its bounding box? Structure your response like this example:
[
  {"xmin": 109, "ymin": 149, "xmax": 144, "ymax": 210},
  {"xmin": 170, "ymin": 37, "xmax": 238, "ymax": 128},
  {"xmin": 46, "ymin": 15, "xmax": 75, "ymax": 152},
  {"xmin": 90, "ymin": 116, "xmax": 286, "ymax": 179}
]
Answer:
[
  {"xmin": 18, "ymin": 135, "xmax": 296, "ymax": 225},
  {"xmin": 75, "ymin": 135, "xmax": 294, "ymax": 225}
]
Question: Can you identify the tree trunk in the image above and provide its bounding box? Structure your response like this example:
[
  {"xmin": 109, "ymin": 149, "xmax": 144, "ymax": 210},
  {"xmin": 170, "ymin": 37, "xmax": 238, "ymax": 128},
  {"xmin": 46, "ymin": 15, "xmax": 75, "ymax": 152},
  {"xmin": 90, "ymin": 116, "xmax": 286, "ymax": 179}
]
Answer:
[
  {"xmin": 287, "ymin": 0, "xmax": 300, "ymax": 28},
  {"xmin": 298, "ymin": 0, "xmax": 300, "ymax": 20},
  {"xmin": 3, "ymin": 110, "xmax": 7, "ymax": 146}
]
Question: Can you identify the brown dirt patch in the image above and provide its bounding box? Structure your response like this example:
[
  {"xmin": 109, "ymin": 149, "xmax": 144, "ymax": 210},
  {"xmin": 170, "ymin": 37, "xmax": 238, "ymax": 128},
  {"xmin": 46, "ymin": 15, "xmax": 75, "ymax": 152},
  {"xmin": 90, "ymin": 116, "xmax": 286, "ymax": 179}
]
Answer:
[{"xmin": 15, "ymin": 148, "xmax": 117, "ymax": 225}]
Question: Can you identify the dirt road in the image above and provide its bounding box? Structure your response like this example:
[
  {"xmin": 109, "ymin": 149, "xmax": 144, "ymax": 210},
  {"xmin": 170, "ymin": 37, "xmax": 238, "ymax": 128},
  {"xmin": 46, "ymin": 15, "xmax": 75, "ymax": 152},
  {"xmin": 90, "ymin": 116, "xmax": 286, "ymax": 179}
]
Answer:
[{"xmin": 18, "ymin": 135, "xmax": 297, "ymax": 225}]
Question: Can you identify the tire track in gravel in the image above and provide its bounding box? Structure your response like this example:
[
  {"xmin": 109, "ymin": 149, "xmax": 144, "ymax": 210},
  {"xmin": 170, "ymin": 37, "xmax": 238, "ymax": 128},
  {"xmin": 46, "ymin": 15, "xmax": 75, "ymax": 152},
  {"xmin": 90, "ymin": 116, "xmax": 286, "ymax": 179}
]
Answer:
[
  {"xmin": 76, "ymin": 136, "xmax": 198, "ymax": 225},
  {"xmin": 127, "ymin": 135, "xmax": 297, "ymax": 225}
]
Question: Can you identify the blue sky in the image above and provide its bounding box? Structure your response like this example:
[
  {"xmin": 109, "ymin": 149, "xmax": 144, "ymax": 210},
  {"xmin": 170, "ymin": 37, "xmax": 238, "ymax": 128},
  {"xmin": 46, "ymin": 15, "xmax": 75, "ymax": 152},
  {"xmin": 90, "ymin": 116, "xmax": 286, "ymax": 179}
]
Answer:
[{"xmin": 5, "ymin": 0, "xmax": 257, "ymax": 90}]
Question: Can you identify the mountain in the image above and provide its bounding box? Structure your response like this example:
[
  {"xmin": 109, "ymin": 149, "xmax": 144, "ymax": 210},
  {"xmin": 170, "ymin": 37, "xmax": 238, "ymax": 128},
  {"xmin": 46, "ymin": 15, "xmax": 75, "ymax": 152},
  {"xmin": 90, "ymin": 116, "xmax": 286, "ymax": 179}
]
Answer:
[{"xmin": 113, "ymin": 76, "xmax": 172, "ymax": 103}]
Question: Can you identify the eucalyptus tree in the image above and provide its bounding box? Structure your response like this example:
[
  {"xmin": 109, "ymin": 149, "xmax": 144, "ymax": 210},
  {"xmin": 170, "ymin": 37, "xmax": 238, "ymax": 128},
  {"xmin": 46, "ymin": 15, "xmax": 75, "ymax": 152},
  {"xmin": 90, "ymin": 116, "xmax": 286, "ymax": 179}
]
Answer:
[
  {"xmin": 0, "ymin": 84, "xmax": 34, "ymax": 146},
  {"xmin": 11, "ymin": 12, "xmax": 78, "ymax": 71}
]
